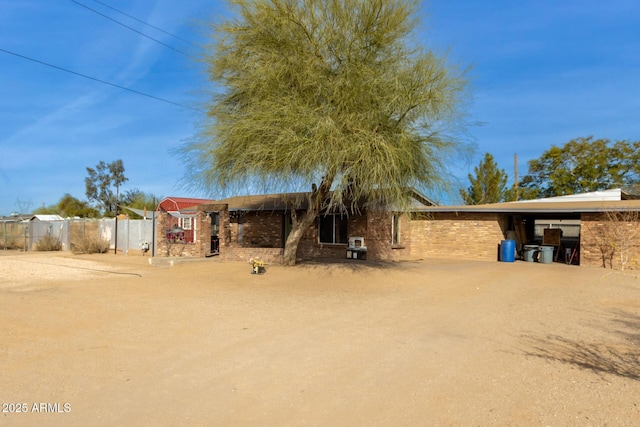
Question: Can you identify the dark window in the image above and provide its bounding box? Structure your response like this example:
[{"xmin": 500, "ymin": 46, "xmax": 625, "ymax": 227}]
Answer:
[
  {"xmin": 391, "ymin": 214, "xmax": 401, "ymax": 245},
  {"xmin": 318, "ymin": 214, "xmax": 348, "ymax": 244}
]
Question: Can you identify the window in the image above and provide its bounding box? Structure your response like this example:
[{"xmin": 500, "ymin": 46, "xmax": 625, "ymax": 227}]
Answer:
[
  {"xmin": 181, "ymin": 217, "xmax": 193, "ymax": 230},
  {"xmin": 391, "ymin": 214, "xmax": 401, "ymax": 245},
  {"xmin": 318, "ymin": 214, "xmax": 348, "ymax": 244}
]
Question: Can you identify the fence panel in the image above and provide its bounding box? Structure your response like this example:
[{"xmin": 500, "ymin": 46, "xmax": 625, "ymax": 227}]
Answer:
[
  {"xmin": 2, "ymin": 218, "xmax": 156, "ymax": 254},
  {"xmin": 28, "ymin": 221, "xmax": 69, "ymax": 251},
  {"xmin": 1, "ymin": 221, "xmax": 28, "ymax": 250}
]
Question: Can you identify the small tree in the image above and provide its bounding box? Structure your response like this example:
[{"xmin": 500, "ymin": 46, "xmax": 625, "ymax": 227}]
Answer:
[
  {"xmin": 85, "ymin": 160, "xmax": 128, "ymax": 216},
  {"xmin": 460, "ymin": 153, "xmax": 508, "ymax": 204},
  {"xmin": 181, "ymin": 0, "xmax": 469, "ymax": 265},
  {"xmin": 587, "ymin": 210, "xmax": 640, "ymax": 270}
]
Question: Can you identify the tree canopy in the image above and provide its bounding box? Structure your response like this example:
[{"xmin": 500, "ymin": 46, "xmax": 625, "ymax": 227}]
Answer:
[
  {"xmin": 520, "ymin": 137, "xmax": 640, "ymax": 199},
  {"xmin": 460, "ymin": 153, "xmax": 509, "ymax": 204},
  {"xmin": 85, "ymin": 160, "xmax": 128, "ymax": 216},
  {"xmin": 182, "ymin": 0, "xmax": 469, "ymax": 264},
  {"xmin": 33, "ymin": 194, "xmax": 99, "ymax": 218}
]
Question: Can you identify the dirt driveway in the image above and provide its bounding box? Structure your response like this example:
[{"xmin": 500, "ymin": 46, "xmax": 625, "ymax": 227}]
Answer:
[{"xmin": 1, "ymin": 252, "xmax": 639, "ymax": 426}]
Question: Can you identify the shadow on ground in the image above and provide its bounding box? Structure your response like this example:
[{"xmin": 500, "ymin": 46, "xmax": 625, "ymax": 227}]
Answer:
[{"xmin": 522, "ymin": 309, "xmax": 640, "ymax": 381}]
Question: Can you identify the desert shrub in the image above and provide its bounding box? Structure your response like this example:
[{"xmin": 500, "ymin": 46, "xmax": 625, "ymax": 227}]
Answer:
[
  {"xmin": 71, "ymin": 235, "xmax": 110, "ymax": 254},
  {"xmin": 36, "ymin": 235, "xmax": 62, "ymax": 251},
  {"xmin": 1, "ymin": 237, "xmax": 23, "ymax": 250}
]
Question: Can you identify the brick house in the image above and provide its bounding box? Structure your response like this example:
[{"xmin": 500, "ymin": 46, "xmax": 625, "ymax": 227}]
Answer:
[
  {"xmin": 156, "ymin": 197, "xmax": 216, "ymax": 253},
  {"xmin": 156, "ymin": 189, "xmax": 640, "ymax": 268},
  {"xmin": 413, "ymin": 189, "xmax": 640, "ymax": 268},
  {"xmin": 155, "ymin": 190, "xmax": 435, "ymax": 263}
]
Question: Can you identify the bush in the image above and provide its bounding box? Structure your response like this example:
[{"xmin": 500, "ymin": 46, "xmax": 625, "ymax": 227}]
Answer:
[
  {"xmin": 71, "ymin": 235, "xmax": 110, "ymax": 254},
  {"xmin": 36, "ymin": 235, "xmax": 62, "ymax": 251},
  {"xmin": 0, "ymin": 237, "xmax": 23, "ymax": 250}
]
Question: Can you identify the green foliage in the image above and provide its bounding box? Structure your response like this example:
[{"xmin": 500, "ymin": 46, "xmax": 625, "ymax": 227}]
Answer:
[
  {"xmin": 121, "ymin": 189, "xmax": 160, "ymax": 219},
  {"xmin": 520, "ymin": 137, "xmax": 640, "ymax": 199},
  {"xmin": 33, "ymin": 194, "xmax": 99, "ymax": 218},
  {"xmin": 85, "ymin": 160, "xmax": 128, "ymax": 216},
  {"xmin": 181, "ymin": 0, "xmax": 469, "ymax": 211},
  {"xmin": 460, "ymin": 153, "xmax": 508, "ymax": 204}
]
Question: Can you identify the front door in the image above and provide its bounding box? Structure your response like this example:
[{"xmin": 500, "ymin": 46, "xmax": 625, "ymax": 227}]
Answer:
[{"xmin": 210, "ymin": 212, "xmax": 220, "ymax": 255}]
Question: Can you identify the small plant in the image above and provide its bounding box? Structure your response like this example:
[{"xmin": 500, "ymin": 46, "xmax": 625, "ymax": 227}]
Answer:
[
  {"xmin": 71, "ymin": 235, "xmax": 110, "ymax": 254},
  {"xmin": 36, "ymin": 235, "xmax": 62, "ymax": 251}
]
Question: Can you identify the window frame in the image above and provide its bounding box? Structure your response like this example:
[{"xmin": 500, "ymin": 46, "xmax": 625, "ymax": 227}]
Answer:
[
  {"xmin": 318, "ymin": 213, "xmax": 348, "ymax": 244},
  {"xmin": 391, "ymin": 213, "xmax": 401, "ymax": 245}
]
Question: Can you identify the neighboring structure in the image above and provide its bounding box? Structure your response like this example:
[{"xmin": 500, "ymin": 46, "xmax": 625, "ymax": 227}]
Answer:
[{"xmin": 29, "ymin": 214, "xmax": 65, "ymax": 222}]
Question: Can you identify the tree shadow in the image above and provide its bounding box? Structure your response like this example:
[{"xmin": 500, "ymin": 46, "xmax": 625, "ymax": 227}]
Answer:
[
  {"xmin": 294, "ymin": 257, "xmax": 427, "ymax": 272},
  {"xmin": 522, "ymin": 309, "xmax": 640, "ymax": 381}
]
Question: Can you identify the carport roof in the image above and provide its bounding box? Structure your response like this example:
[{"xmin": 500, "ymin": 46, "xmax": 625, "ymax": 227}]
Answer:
[{"xmin": 414, "ymin": 199, "xmax": 640, "ymax": 214}]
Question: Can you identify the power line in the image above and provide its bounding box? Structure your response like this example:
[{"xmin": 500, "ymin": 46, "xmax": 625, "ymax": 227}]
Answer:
[
  {"xmin": 0, "ymin": 47, "xmax": 202, "ymax": 112},
  {"xmin": 70, "ymin": 0, "xmax": 200, "ymax": 61},
  {"xmin": 88, "ymin": 0, "xmax": 203, "ymax": 50}
]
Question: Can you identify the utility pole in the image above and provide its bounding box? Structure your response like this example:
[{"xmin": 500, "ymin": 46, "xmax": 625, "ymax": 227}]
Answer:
[{"xmin": 514, "ymin": 153, "xmax": 519, "ymax": 201}]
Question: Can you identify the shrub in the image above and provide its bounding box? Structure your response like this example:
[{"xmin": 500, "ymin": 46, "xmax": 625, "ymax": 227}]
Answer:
[
  {"xmin": 0, "ymin": 237, "xmax": 23, "ymax": 250},
  {"xmin": 71, "ymin": 235, "xmax": 110, "ymax": 254},
  {"xmin": 36, "ymin": 235, "xmax": 62, "ymax": 251}
]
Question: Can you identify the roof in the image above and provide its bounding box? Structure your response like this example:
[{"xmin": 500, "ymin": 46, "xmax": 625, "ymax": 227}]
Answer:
[
  {"xmin": 157, "ymin": 197, "xmax": 216, "ymax": 212},
  {"xmin": 516, "ymin": 188, "xmax": 639, "ymax": 203},
  {"xmin": 29, "ymin": 214, "xmax": 64, "ymax": 221},
  {"xmin": 214, "ymin": 189, "xmax": 436, "ymax": 212},
  {"xmin": 415, "ymin": 199, "xmax": 640, "ymax": 214}
]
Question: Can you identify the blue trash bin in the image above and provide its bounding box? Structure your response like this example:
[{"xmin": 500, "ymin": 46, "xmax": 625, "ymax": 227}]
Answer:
[{"xmin": 500, "ymin": 239, "xmax": 516, "ymax": 262}]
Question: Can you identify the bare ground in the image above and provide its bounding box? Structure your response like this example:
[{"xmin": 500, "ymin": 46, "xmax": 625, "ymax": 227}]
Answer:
[{"xmin": 1, "ymin": 251, "xmax": 639, "ymax": 426}]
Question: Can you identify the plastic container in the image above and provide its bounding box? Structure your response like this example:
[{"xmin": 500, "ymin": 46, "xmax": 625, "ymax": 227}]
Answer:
[
  {"xmin": 500, "ymin": 239, "xmax": 516, "ymax": 262},
  {"xmin": 523, "ymin": 245, "xmax": 539, "ymax": 262},
  {"xmin": 539, "ymin": 246, "xmax": 554, "ymax": 264}
]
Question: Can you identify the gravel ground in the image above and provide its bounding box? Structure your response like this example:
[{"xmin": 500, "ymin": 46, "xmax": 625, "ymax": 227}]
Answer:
[{"xmin": 1, "ymin": 251, "xmax": 639, "ymax": 426}]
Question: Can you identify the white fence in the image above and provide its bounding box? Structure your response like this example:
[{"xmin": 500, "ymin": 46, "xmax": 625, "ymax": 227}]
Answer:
[{"xmin": 2, "ymin": 218, "xmax": 157, "ymax": 255}]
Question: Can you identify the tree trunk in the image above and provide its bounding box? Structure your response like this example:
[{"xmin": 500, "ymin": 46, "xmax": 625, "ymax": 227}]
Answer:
[
  {"xmin": 282, "ymin": 176, "xmax": 333, "ymax": 266},
  {"xmin": 282, "ymin": 208, "xmax": 317, "ymax": 266}
]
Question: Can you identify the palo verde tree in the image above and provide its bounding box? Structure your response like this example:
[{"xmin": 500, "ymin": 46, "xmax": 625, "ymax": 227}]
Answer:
[
  {"xmin": 85, "ymin": 160, "xmax": 128, "ymax": 217},
  {"xmin": 182, "ymin": 0, "xmax": 469, "ymax": 265},
  {"xmin": 460, "ymin": 153, "xmax": 509, "ymax": 204}
]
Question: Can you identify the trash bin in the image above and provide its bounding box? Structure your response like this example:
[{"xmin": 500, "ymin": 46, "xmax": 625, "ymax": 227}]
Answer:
[
  {"xmin": 523, "ymin": 245, "xmax": 539, "ymax": 262},
  {"xmin": 539, "ymin": 246, "xmax": 554, "ymax": 264},
  {"xmin": 500, "ymin": 239, "xmax": 516, "ymax": 262}
]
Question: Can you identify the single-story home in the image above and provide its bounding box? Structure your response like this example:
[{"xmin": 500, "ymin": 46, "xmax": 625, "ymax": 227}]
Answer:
[
  {"xmin": 155, "ymin": 190, "xmax": 435, "ymax": 262},
  {"xmin": 155, "ymin": 189, "xmax": 640, "ymax": 268}
]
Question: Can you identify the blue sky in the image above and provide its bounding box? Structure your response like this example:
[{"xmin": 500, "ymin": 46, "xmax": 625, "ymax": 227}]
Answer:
[{"xmin": 1, "ymin": 0, "xmax": 638, "ymax": 215}]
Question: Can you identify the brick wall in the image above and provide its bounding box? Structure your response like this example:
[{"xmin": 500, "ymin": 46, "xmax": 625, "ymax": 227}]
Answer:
[
  {"xmin": 580, "ymin": 212, "xmax": 640, "ymax": 269},
  {"xmin": 362, "ymin": 210, "xmax": 410, "ymax": 261},
  {"xmin": 156, "ymin": 211, "xmax": 198, "ymax": 257},
  {"xmin": 229, "ymin": 211, "xmax": 283, "ymax": 249},
  {"xmin": 407, "ymin": 212, "xmax": 507, "ymax": 261}
]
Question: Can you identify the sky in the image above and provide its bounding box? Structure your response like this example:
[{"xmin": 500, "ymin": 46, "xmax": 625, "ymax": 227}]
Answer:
[{"xmin": 1, "ymin": 0, "xmax": 639, "ymax": 215}]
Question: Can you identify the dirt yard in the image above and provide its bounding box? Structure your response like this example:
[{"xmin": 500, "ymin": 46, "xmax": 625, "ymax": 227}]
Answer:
[{"xmin": 1, "ymin": 251, "xmax": 639, "ymax": 426}]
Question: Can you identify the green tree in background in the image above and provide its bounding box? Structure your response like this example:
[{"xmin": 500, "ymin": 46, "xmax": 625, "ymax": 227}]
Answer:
[
  {"xmin": 33, "ymin": 194, "xmax": 99, "ymax": 218},
  {"xmin": 519, "ymin": 137, "xmax": 640, "ymax": 199},
  {"xmin": 460, "ymin": 153, "xmax": 509, "ymax": 204},
  {"xmin": 121, "ymin": 189, "xmax": 160, "ymax": 218},
  {"xmin": 85, "ymin": 160, "xmax": 128, "ymax": 216},
  {"xmin": 181, "ymin": 0, "xmax": 469, "ymax": 265}
]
